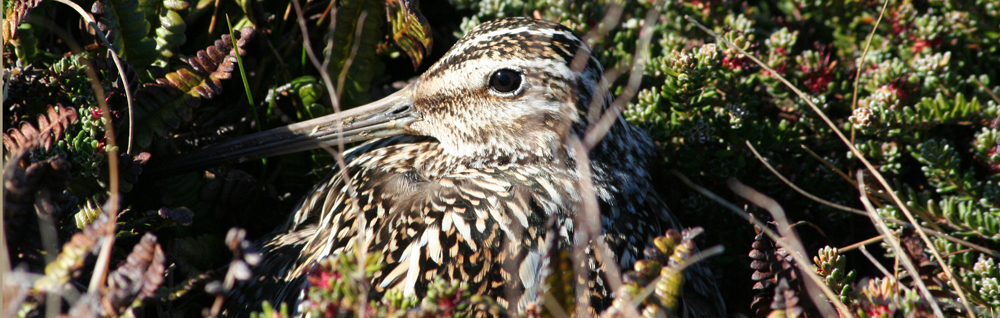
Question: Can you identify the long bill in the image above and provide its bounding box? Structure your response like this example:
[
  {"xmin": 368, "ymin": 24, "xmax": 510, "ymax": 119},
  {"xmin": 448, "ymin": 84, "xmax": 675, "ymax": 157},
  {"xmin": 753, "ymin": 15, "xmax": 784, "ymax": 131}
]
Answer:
[{"xmin": 145, "ymin": 85, "xmax": 419, "ymax": 176}]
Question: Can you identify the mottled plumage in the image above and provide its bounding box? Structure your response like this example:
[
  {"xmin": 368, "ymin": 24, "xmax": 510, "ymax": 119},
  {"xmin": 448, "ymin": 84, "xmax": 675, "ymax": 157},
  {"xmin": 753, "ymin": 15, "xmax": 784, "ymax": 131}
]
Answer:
[{"xmin": 211, "ymin": 17, "xmax": 723, "ymax": 316}]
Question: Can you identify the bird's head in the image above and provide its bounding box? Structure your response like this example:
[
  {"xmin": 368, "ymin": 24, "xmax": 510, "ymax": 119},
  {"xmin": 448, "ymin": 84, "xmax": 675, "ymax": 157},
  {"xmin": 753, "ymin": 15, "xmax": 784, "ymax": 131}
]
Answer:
[
  {"xmin": 160, "ymin": 18, "xmax": 610, "ymax": 171},
  {"xmin": 403, "ymin": 18, "xmax": 608, "ymax": 162}
]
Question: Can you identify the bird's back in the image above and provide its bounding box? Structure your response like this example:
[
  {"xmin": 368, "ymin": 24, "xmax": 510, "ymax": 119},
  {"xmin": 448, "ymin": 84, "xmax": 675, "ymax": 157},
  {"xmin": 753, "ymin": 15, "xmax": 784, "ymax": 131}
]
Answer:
[{"xmin": 251, "ymin": 135, "xmax": 586, "ymax": 311}]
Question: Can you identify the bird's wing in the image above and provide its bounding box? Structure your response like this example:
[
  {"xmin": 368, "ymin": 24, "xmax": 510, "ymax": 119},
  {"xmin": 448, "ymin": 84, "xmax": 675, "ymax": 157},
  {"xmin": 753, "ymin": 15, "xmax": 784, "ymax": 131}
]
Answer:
[
  {"xmin": 368, "ymin": 172, "xmax": 548, "ymax": 302},
  {"xmin": 246, "ymin": 137, "xmax": 433, "ymax": 304},
  {"xmin": 292, "ymin": 156, "xmax": 557, "ymax": 312}
]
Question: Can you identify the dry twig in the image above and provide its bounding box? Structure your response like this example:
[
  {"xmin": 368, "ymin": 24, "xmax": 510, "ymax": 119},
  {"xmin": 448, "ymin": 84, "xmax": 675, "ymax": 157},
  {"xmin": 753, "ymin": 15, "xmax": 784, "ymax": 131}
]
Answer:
[
  {"xmin": 51, "ymin": 0, "xmax": 134, "ymax": 155},
  {"xmin": 50, "ymin": 0, "xmax": 124, "ymax": 297},
  {"xmin": 850, "ymin": 0, "xmax": 891, "ymax": 143},
  {"xmin": 856, "ymin": 171, "xmax": 944, "ymax": 317}
]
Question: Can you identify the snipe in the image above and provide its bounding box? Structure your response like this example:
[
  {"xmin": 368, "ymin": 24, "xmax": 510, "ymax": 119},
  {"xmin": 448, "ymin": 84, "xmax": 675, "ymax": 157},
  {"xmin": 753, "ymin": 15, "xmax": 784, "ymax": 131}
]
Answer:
[{"xmin": 169, "ymin": 17, "xmax": 724, "ymax": 317}]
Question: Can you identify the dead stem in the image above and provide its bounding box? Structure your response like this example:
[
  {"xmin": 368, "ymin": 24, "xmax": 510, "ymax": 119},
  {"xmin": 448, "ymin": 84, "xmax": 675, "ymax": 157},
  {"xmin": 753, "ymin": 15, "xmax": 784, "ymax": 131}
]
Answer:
[
  {"xmin": 33, "ymin": 192, "xmax": 58, "ymax": 265},
  {"xmin": 46, "ymin": 0, "xmax": 127, "ymax": 296},
  {"xmin": 748, "ymin": 141, "xmax": 867, "ymax": 216},
  {"xmin": 583, "ymin": 7, "xmax": 659, "ymax": 149},
  {"xmin": 51, "ymin": 0, "xmax": 134, "ymax": 155},
  {"xmin": 850, "ymin": 0, "xmax": 891, "ymax": 144},
  {"xmin": 208, "ymin": 0, "xmax": 221, "ymax": 35},
  {"xmin": 856, "ymin": 171, "xmax": 945, "ymax": 317},
  {"xmin": 335, "ymin": 12, "xmax": 367, "ymax": 107},
  {"xmin": 541, "ymin": 292, "xmax": 571, "ymax": 318},
  {"xmin": 568, "ymin": 137, "xmax": 638, "ymax": 317},
  {"xmin": 728, "ymin": 180, "xmax": 847, "ymax": 317},
  {"xmin": 562, "ymin": 2, "xmax": 659, "ymax": 317},
  {"xmin": 290, "ymin": 0, "xmax": 340, "ymax": 114},
  {"xmin": 1, "ymin": 0, "xmax": 6, "ymax": 309},
  {"xmin": 857, "ymin": 245, "xmax": 900, "ymax": 288},
  {"xmin": 46, "ymin": 0, "xmax": 123, "ymax": 296},
  {"xmin": 290, "ymin": 0, "xmax": 375, "ymax": 312},
  {"xmin": 972, "ymin": 77, "xmax": 1000, "ymax": 106},
  {"xmin": 838, "ymin": 235, "xmax": 883, "ymax": 252},
  {"xmin": 800, "ymin": 144, "xmax": 856, "ymax": 188}
]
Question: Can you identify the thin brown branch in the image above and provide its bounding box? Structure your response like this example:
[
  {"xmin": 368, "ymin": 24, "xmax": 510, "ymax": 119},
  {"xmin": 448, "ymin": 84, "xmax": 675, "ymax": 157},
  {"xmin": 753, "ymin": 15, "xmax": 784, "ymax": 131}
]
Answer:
[
  {"xmin": 208, "ymin": 0, "xmax": 221, "ymax": 35},
  {"xmin": 83, "ymin": 70, "xmax": 121, "ymax": 294},
  {"xmin": 838, "ymin": 235, "xmax": 883, "ymax": 252},
  {"xmin": 33, "ymin": 192, "xmax": 59, "ymax": 264},
  {"xmin": 51, "ymin": 0, "xmax": 134, "ymax": 155},
  {"xmin": 209, "ymin": 294, "xmax": 224, "ymax": 318},
  {"xmin": 850, "ymin": 0, "xmax": 891, "ymax": 144},
  {"xmin": 747, "ymin": 141, "xmax": 867, "ymax": 216},
  {"xmin": 1, "ymin": 23, "xmax": 6, "ymax": 313},
  {"xmin": 0, "ymin": 182, "xmax": 5, "ymax": 317},
  {"xmin": 856, "ymin": 171, "xmax": 945, "ymax": 317},
  {"xmin": 0, "ymin": 10, "xmax": 7, "ymax": 308},
  {"xmin": 335, "ymin": 12, "xmax": 367, "ymax": 105},
  {"xmin": 800, "ymin": 144, "xmax": 857, "ymax": 188},
  {"xmin": 561, "ymin": 2, "xmax": 651, "ymax": 316},
  {"xmin": 751, "ymin": 141, "xmax": 997, "ymax": 258},
  {"xmin": 728, "ymin": 180, "xmax": 847, "ymax": 317},
  {"xmin": 541, "ymin": 292, "xmax": 571, "ymax": 318},
  {"xmin": 749, "ymin": 141, "xmax": 993, "ymax": 306},
  {"xmin": 2, "ymin": 275, "xmax": 31, "ymax": 318},
  {"xmin": 290, "ymin": 0, "xmax": 341, "ymax": 113},
  {"xmin": 291, "ymin": 1, "xmax": 374, "ymax": 313},
  {"xmin": 51, "ymin": 0, "xmax": 125, "ymax": 295},
  {"xmin": 797, "ymin": 151, "xmax": 998, "ymax": 259},
  {"xmin": 915, "ymin": 226, "xmax": 1000, "ymax": 259},
  {"xmin": 972, "ymin": 77, "xmax": 1000, "ymax": 106},
  {"xmin": 583, "ymin": 8, "xmax": 659, "ymax": 149},
  {"xmin": 568, "ymin": 137, "xmax": 594, "ymax": 316},
  {"xmin": 802, "ymin": 144, "xmax": 896, "ymax": 211},
  {"xmin": 858, "ymin": 245, "xmax": 900, "ymax": 288},
  {"xmin": 568, "ymin": 137, "xmax": 638, "ymax": 317},
  {"xmin": 289, "ymin": 0, "xmax": 359, "ymax": 228},
  {"xmin": 261, "ymin": 31, "xmax": 293, "ymax": 84}
]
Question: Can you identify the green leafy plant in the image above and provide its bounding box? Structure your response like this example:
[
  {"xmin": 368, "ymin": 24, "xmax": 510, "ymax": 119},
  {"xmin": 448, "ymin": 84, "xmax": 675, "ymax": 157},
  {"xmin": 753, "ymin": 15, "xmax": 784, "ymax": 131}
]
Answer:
[{"xmin": 6, "ymin": 0, "xmax": 1000, "ymax": 317}]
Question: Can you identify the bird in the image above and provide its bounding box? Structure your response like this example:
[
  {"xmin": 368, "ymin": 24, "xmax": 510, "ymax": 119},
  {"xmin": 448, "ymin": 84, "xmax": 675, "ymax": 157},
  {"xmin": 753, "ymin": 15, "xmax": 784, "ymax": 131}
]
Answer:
[{"xmin": 166, "ymin": 17, "xmax": 724, "ymax": 317}]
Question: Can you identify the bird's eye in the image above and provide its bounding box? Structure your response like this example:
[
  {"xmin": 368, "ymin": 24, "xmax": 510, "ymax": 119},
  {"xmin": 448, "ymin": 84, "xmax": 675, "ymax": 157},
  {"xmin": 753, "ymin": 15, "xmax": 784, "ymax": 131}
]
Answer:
[{"xmin": 489, "ymin": 69, "xmax": 522, "ymax": 94}]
